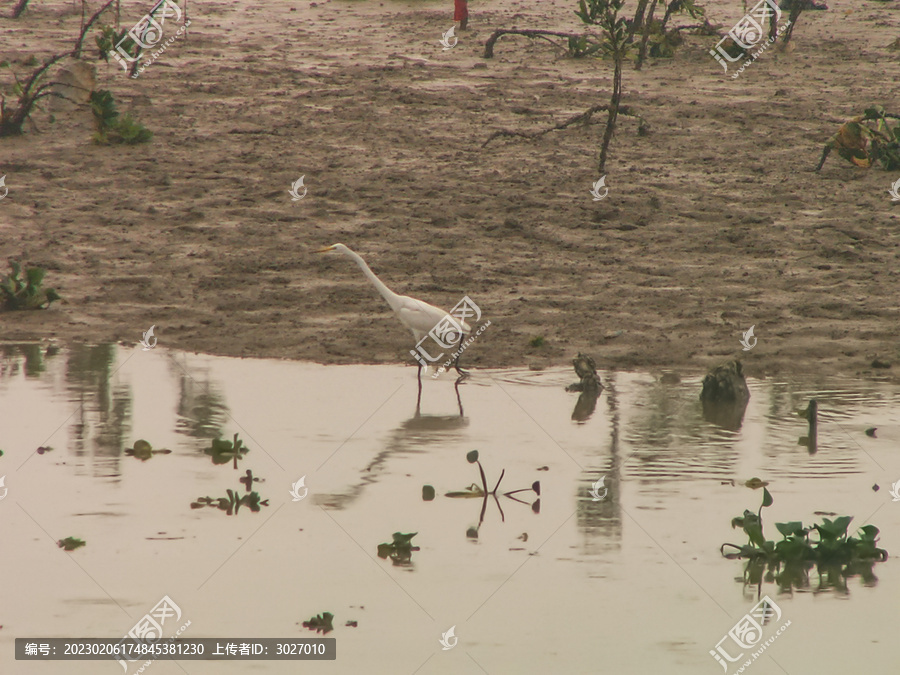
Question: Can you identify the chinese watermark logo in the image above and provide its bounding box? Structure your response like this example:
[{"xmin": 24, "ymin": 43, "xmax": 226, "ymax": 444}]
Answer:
[
  {"xmin": 0, "ymin": 175, "xmax": 7, "ymax": 200},
  {"xmin": 710, "ymin": 596, "xmax": 790, "ymax": 673},
  {"xmin": 440, "ymin": 26, "xmax": 458, "ymax": 51},
  {"xmin": 439, "ymin": 625, "xmax": 458, "ymax": 650},
  {"xmin": 408, "ymin": 296, "xmax": 490, "ymax": 378},
  {"xmin": 116, "ymin": 596, "xmax": 190, "ymax": 672},
  {"xmin": 739, "ymin": 325, "xmax": 757, "ymax": 351},
  {"xmin": 140, "ymin": 325, "xmax": 158, "ymax": 351},
  {"xmin": 289, "ymin": 176, "xmax": 307, "ymax": 201},
  {"xmin": 109, "ymin": 0, "xmax": 189, "ymax": 78},
  {"xmin": 889, "ymin": 480, "xmax": 900, "ymax": 502},
  {"xmin": 889, "ymin": 177, "xmax": 900, "ymax": 202},
  {"xmin": 289, "ymin": 476, "xmax": 308, "ymax": 502},
  {"xmin": 590, "ymin": 175, "xmax": 608, "ymax": 201},
  {"xmin": 0, "ymin": 475, "xmax": 7, "ymax": 500},
  {"xmin": 709, "ymin": 0, "xmax": 788, "ymax": 78},
  {"xmin": 588, "ymin": 476, "xmax": 607, "ymax": 502}
]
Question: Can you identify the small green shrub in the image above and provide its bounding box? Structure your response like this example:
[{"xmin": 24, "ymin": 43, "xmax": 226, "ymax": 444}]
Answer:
[
  {"xmin": 90, "ymin": 89, "xmax": 152, "ymax": 145},
  {"xmin": 1, "ymin": 262, "xmax": 61, "ymax": 310}
]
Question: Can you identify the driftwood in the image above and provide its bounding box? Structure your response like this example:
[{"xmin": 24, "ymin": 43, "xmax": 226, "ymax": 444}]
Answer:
[
  {"xmin": 482, "ymin": 104, "xmax": 647, "ymax": 148},
  {"xmin": 483, "ymin": 29, "xmax": 588, "ymax": 59}
]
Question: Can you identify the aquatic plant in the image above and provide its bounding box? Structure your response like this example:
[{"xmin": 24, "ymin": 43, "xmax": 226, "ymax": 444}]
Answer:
[
  {"xmin": 57, "ymin": 537, "xmax": 86, "ymax": 551},
  {"xmin": 442, "ymin": 451, "xmax": 541, "ymax": 535},
  {"xmin": 816, "ymin": 107, "xmax": 900, "ymax": 172},
  {"xmin": 721, "ymin": 489, "xmax": 887, "ymax": 568},
  {"xmin": 190, "ymin": 488, "xmax": 269, "ymax": 515},
  {"xmin": 302, "ymin": 612, "xmax": 334, "ymax": 635},
  {"xmin": 125, "ymin": 439, "xmax": 172, "ymax": 461},
  {"xmin": 377, "ymin": 532, "xmax": 420, "ymax": 565},
  {"xmin": 204, "ymin": 433, "xmax": 250, "ymax": 469},
  {"xmin": 1, "ymin": 262, "xmax": 61, "ymax": 310}
]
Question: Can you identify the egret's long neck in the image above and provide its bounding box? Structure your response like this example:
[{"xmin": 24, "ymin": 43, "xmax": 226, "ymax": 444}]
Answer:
[{"xmin": 343, "ymin": 249, "xmax": 402, "ymax": 312}]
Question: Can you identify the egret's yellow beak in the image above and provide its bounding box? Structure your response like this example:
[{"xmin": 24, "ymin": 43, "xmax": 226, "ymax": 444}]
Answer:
[{"xmin": 317, "ymin": 245, "xmax": 336, "ymax": 253}]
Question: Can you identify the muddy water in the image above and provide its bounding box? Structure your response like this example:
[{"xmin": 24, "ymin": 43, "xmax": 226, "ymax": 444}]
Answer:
[{"xmin": 0, "ymin": 344, "xmax": 897, "ymax": 674}]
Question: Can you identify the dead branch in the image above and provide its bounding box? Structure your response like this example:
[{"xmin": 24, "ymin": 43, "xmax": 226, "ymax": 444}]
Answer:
[
  {"xmin": 482, "ymin": 104, "xmax": 647, "ymax": 147},
  {"xmin": 483, "ymin": 29, "xmax": 588, "ymax": 59}
]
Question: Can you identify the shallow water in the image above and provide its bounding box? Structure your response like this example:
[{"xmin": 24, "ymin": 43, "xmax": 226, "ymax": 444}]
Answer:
[{"xmin": 1, "ymin": 343, "xmax": 898, "ymax": 674}]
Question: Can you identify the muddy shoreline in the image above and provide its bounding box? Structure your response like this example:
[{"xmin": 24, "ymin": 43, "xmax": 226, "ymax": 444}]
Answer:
[{"xmin": 1, "ymin": 0, "xmax": 898, "ymax": 381}]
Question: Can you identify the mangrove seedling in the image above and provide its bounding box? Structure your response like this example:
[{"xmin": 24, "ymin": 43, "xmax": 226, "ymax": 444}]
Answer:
[
  {"xmin": 0, "ymin": 1, "xmax": 114, "ymax": 137},
  {"xmin": 57, "ymin": 537, "xmax": 86, "ymax": 551},
  {"xmin": 1, "ymin": 262, "xmax": 61, "ymax": 310},
  {"xmin": 377, "ymin": 532, "xmax": 420, "ymax": 566},
  {"xmin": 90, "ymin": 89, "xmax": 152, "ymax": 145},
  {"xmin": 815, "ymin": 106, "xmax": 900, "ymax": 172},
  {"xmin": 576, "ymin": 0, "xmax": 631, "ymax": 174}
]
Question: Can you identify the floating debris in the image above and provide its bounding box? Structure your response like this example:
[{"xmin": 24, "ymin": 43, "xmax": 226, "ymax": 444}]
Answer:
[{"xmin": 865, "ymin": 428, "xmax": 877, "ymax": 438}]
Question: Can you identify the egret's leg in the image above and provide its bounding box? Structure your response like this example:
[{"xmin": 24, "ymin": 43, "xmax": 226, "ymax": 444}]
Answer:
[
  {"xmin": 416, "ymin": 362, "xmax": 423, "ymax": 415},
  {"xmin": 454, "ymin": 334, "xmax": 469, "ymax": 377}
]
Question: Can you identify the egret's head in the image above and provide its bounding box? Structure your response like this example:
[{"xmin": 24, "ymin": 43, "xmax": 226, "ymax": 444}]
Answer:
[{"xmin": 317, "ymin": 243, "xmax": 348, "ymax": 255}]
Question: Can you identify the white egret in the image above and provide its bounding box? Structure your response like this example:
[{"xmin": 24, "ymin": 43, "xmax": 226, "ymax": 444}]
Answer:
[{"xmin": 318, "ymin": 243, "xmax": 470, "ymax": 377}]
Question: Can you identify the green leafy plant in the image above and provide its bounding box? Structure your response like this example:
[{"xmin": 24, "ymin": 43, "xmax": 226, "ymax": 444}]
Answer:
[
  {"xmin": 302, "ymin": 612, "xmax": 334, "ymax": 634},
  {"xmin": 57, "ymin": 537, "xmax": 86, "ymax": 551},
  {"xmin": 96, "ymin": 25, "xmax": 138, "ymax": 68},
  {"xmin": 815, "ymin": 106, "xmax": 900, "ymax": 172},
  {"xmin": 377, "ymin": 532, "xmax": 420, "ymax": 565},
  {"xmin": 90, "ymin": 89, "xmax": 152, "ymax": 145},
  {"xmin": 1, "ymin": 262, "xmax": 61, "ymax": 310},
  {"xmin": 203, "ymin": 433, "xmax": 250, "ymax": 469},
  {"xmin": 1, "ymin": 1, "xmax": 114, "ymax": 137},
  {"xmin": 720, "ymin": 488, "xmax": 888, "ymax": 580},
  {"xmin": 529, "ymin": 336, "xmax": 545, "ymax": 348},
  {"xmin": 125, "ymin": 439, "xmax": 172, "ymax": 461},
  {"xmin": 190, "ymin": 488, "xmax": 269, "ymax": 515},
  {"xmin": 576, "ymin": 0, "xmax": 631, "ymax": 173}
]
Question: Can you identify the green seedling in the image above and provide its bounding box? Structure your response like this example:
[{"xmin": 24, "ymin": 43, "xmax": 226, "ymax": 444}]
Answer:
[
  {"xmin": 57, "ymin": 537, "xmax": 86, "ymax": 551},
  {"xmin": 190, "ymin": 488, "xmax": 269, "ymax": 515},
  {"xmin": 204, "ymin": 433, "xmax": 249, "ymax": 469},
  {"xmin": 1, "ymin": 262, "xmax": 61, "ymax": 310},
  {"xmin": 721, "ymin": 489, "xmax": 888, "ymax": 593},
  {"xmin": 377, "ymin": 532, "xmax": 420, "ymax": 565},
  {"xmin": 302, "ymin": 612, "xmax": 334, "ymax": 635},
  {"xmin": 90, "ymin": 89, "xmax": 152, "ymax": 145},
  {"xmin": 816, "ymin": 106, "xmax": 900, "ymax": 172}
]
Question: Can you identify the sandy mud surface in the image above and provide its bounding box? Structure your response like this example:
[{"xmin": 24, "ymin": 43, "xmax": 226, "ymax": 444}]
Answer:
[{"xmin": 1, "ymin": 0, "xmax": 899, "ymax": 380}]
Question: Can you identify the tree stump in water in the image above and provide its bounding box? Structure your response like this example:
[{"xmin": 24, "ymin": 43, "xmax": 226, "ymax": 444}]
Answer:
[{"xmin": 700, "ymin": 360, "xmax": 750, "ymax": 430}]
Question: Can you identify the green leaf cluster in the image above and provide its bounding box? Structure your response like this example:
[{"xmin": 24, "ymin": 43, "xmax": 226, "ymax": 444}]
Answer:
[{"xmin": 1, "ymin": 261, "xmax": 61, "ymax": 310}]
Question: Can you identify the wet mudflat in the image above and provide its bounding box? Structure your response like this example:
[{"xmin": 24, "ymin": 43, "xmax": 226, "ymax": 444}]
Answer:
[{"xmin": 0, "ymin": 343, "xmax": 898, "ymax": 674}]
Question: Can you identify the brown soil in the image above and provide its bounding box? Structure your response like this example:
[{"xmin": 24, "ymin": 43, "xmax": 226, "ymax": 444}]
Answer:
[{"xmin": 1, "ymin": 0, "xmax": 899, "ymax": 380}]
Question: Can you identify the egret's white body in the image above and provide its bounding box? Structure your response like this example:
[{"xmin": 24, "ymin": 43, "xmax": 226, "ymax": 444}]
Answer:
[{"xmin": 318, "ymin": 243, "xmax": 471, "ymax": 341}]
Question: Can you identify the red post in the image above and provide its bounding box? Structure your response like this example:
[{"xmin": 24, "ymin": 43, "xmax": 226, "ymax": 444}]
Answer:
[{"xmin": 454, "ymin": 0, "xmax": 468, "ymax": 29}]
